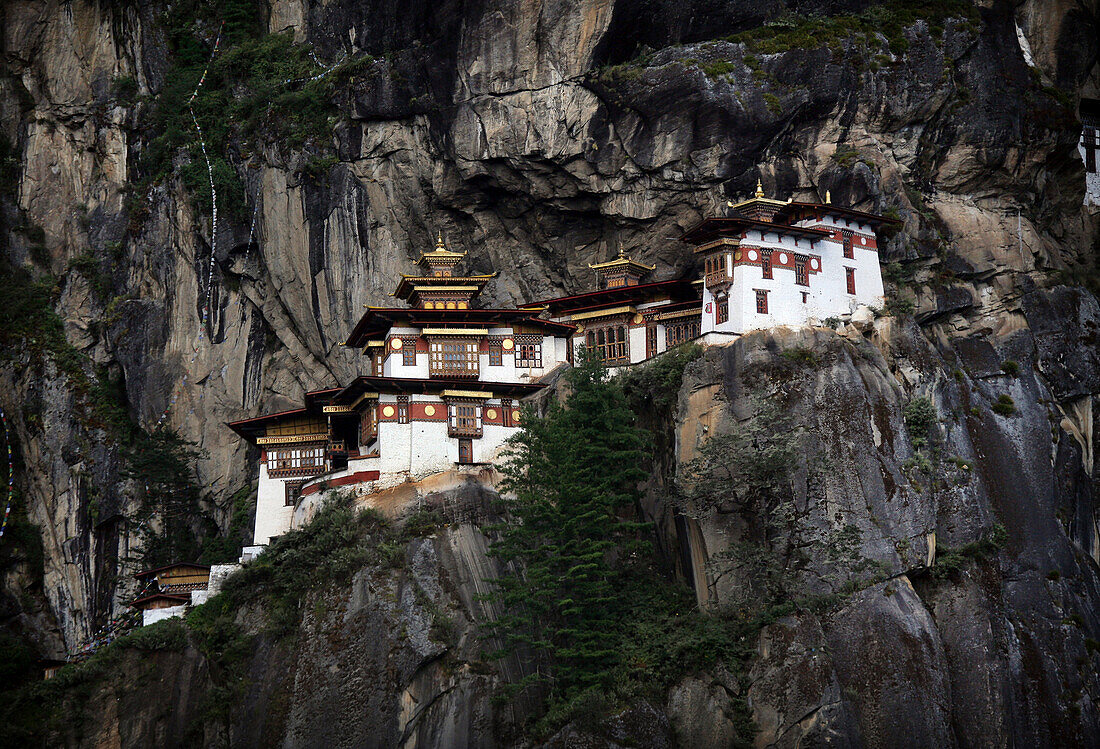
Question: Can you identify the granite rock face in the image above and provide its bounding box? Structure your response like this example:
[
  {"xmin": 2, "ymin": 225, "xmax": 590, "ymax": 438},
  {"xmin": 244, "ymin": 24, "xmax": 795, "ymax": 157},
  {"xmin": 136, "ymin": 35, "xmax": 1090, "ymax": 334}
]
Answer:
[{"xmin": 2, "ymin": 0, "xmax": 1100, "ymax": 745}]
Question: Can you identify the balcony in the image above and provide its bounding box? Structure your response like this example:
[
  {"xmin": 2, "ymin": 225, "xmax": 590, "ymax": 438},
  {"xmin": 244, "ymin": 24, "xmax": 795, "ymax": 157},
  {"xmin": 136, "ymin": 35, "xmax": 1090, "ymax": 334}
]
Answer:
[{"xmin": 704, "ymin": 269, "xmax": 732, "ymax": 291}]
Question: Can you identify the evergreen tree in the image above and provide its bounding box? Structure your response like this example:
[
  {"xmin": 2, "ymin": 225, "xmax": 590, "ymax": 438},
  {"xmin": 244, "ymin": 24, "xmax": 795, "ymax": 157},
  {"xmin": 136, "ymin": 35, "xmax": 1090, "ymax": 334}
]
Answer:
[{"xmin": 489, "ymin": 352, "xmax": 649, "ymax": 705}]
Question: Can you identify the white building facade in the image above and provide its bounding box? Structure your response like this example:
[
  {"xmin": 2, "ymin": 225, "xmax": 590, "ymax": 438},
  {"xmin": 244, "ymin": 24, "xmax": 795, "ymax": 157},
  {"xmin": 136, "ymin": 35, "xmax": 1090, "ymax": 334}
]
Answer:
[{"xmin": 685, "ymin": 188, "xmax": 893, "ymax": 337}]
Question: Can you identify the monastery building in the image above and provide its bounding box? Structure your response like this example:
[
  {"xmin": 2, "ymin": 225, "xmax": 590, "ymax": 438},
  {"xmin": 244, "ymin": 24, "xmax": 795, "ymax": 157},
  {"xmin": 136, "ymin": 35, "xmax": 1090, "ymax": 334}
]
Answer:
[{"xmin": 225, "ymin": 187, "xmax": 897, "ymax": 553}]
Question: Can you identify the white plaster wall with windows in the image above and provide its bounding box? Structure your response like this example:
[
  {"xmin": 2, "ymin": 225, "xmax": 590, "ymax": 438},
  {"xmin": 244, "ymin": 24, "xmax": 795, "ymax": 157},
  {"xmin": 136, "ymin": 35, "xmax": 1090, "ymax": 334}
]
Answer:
[
  {"xmin": 254, "ymin": 461, "xmax": 303, "ymax": 545},
  {"xmin": 703, "ymin": 227, "xmax": 885, "ymax": 336}
]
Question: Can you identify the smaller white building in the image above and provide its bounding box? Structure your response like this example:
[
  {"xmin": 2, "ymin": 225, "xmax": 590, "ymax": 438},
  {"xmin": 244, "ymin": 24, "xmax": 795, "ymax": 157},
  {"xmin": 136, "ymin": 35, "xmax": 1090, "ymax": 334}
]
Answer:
[{"xmin": 684, "ymin": 184, "xmax": 894, "ymax": 336}]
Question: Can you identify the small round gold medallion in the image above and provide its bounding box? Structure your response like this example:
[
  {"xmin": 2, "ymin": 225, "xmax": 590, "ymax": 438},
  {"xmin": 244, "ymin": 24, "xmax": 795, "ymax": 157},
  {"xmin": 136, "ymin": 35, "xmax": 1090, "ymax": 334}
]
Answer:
[
  {"xmin": 382, "ymin": 405, "xmax": 395, "ymax": 418},
  {"xmin": 424, "ymin": 404, "xmax": 436, "ymax": 417},
  {"xmin": 501, "ymin": 338, "xmax": 515, "ymax": 350},
  {"xmin": 486, "ymin": 409, "xmax": 498, "ymax": 420}
]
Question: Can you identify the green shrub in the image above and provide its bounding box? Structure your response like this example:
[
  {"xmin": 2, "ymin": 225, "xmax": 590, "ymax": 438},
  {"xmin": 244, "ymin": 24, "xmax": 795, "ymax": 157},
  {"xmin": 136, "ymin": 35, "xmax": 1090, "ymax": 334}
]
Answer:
[
  {"xmin": 991, "ymin": 394, "xmax": 1016, "ymax": 416},
  {"xmin": 115, "ymin": 617, "xmax": 188, "ymax": 651},
  {"xmin": 780, "ymin": 347, "xmax": 818, "ymax": 366},
  {"xmin": 618, "ymin": 342, "xmax": 703, "ymax": 414},
  {"xmin": 930, "ymin": 524, "xmax": 1007, "ymax": 579},
  {"xmin": 700, "ymin": 59, "xmax": 737, "ymax": 78},
  {"xmin": 763, "ymin": 92, "xmax": 782, "ymax": 114},
  {"xmin": 1000, "ymin": 360, "xmax": 1020, "ymax": 377},
  {"xmin": 903, "ymin": 396, "xmax": 937, "ymax": 446}
]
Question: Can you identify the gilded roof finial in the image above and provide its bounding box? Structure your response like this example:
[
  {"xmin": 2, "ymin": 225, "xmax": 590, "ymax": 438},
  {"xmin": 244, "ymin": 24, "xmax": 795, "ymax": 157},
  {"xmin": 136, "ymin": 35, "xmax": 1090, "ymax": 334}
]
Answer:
[
  {"xmin": 825, "ymin": 190, "xmax": 832, "ymax": 204},
  {"xmin": 617, "ymin": 242, "xmax": 626, "ymax": 259},
  {"xmin": 755, "ymin": 179, "xmax": 765, "ymax": 199},
  {"xmin": 436, "ymin": 231, "xmax": 445, "ymax": 249}
]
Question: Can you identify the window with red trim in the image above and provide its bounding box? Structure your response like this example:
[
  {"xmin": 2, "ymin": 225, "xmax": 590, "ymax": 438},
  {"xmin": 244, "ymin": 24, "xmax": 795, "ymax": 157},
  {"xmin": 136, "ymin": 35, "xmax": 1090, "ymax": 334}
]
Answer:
[
  {"xmin": 761, "ymin": 252, "xmax": 772, "ymax": 279},
  {"xmin": 795, "ymin": 258, "xmax": 808, "ymax": 286},
  {"xmin": 842, "ymin": 230, "xmax": 854, "ymax": 258},
  {"xmin": 716, "ymin": 297, "xmax": 729, "ymax": 325},
  {"xmin": 846, "ymin": 267, "xmax": 856, "ymax": 295},
  {"xmin": 755, "ymin": 289, "xmax": 768, "ymax": 314}
]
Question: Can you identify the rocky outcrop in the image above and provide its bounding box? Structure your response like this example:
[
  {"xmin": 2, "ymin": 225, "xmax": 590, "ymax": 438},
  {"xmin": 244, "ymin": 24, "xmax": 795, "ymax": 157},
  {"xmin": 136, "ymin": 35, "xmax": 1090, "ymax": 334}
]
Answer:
[{"xmin": 662, "ymin": 321, "xmax": 1100, "ymax": 746}]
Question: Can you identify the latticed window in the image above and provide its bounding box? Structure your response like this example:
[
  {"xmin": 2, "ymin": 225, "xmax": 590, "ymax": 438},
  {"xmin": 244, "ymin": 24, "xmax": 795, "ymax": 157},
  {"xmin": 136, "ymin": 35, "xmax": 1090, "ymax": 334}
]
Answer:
[
  {"xmin": 488, "ymin": 340, "xmax": 503, "ymax": 366},
  {"xmin": 586, "ymin": 325, "xmax": 628, "ymax": 363},
  {"xmin": 371, "ymin": 350, "xmax": 384, "ymax": 375},
  {"xmin": 402, "ymin": 339, "xmax": 417, "ymax": 366},
  {"xmin": 360, "ymin": 406, "xmax": 377, "ymax": 443},
  {"xmin": 756, "ymin": 289, "xmax": 769, "ymax": 314},
  {"xmin": 502, "ymin": 398, "xmax": 514, "ymax": 427},
  {"xmin": 515, "ymin": 337, "xmax": 542, "ymax": 368},
  {"xmin": 846, "ymin": 267, "xmax": 856, "ymax": 295},
  {"xmin": 429, "ymin": 338, "xmax": 479, "ymax": 377},
  {"xmin": 795, "ymin": 258, "xmax": 808, "ymax": 286},
  {"xmin": 646, "ymin": 325, "xmax": 658, "ymax": 358},
  {"xmin": 458, "ymin": 439, "xmax": 473, "ymax": 464},
  {"xmin": 448, "ymin": 401, "xmax": 482, "ymax": 437},
  {"xmin": 761, "ymin": 251, "xmax": 773, "ymax": 279},
  {"xmin": 716, "ymin": 297, "xmax": 729, "ymax": 325},
  {"xmin": 284, "ymin": 480, "xmax": 305, "ymax": 506},
  {"xmin": 268, "ymin": 446, "xmax": 325, "ymax": 477},
  {"xmin": 397, "ymin": 395, "xmax": 409, "ymax": 424},
  {"xmin": 665, "ymin": 319, "xmax": 700, "ymax": 347},
  {"xmin": 842, "ymin": 230, "xmax": 854, "ymax": 259}
]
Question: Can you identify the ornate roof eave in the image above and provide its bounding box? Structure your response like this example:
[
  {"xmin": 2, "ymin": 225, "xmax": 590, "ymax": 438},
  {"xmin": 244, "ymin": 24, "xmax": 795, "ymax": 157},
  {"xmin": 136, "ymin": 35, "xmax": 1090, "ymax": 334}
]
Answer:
[{"xmin": 587, "ymin": 257, "xmax": 656, "ymax": 273}]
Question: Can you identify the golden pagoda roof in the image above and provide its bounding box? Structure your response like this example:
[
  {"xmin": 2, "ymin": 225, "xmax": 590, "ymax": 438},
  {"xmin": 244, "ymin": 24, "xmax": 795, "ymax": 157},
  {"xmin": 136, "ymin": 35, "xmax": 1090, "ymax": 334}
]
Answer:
[
  {"xmin": 727, "ymin": 179, "xmax": 790, "ymax": 211},
  {"xmin": 588, "ymin": 247, "xmax": 656, "ymax": 273},
  {"xmin": 418, "ymin": 232, "xmax": 466, "ymax": 266}
]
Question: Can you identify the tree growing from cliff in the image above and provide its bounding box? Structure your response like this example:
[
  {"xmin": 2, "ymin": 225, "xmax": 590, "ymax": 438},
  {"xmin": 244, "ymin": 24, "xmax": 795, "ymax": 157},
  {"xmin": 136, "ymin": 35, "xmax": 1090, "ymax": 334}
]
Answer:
[
  {"xmin": 676, "ymin": 401, "xmax": 868, "ymax": 611},
  {"xmin": 488, "ymin": 352, "xmax": 649, "ymax": 707}
]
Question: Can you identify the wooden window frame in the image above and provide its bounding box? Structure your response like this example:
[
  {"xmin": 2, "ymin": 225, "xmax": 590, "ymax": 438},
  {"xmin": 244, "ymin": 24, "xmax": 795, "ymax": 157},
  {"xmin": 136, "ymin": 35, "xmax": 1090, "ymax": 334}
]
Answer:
[
  {"xmin": 716, "ymin": 297, "xmax": 729, "ymax": 325},
  {"xmin": 761, "ymin": 251, "xmax": 773, "ymax": 279},
  {"xmin": 587, "ymin": 324, "xmax": 628, "ymax": 364},
  {"xmin": 665, "ymin": 319, "xmax": 700, "ymax": 347},
  {"xmin": 515, "ymin": 339, "xmax": 542, "ymax": 368},
  {"xmin": 845, "ymin": 267, "xmax": 856, "ymax": 295},
  {"xmin": 429, "ymin": 338, "xmax": 480, "ymax": 378},
  {"xmin": 447, "ymin": 401, "xmax": 483, "ymax": 438},
  {"xmin": 268, "ymin": 446, "xmax": 326, "ymax": 478},
  {"xmin": 457, "ymin": 438, "xmax": 473, "ymax": 464},
  {"xmin": 794, "ymin": 258, "xmax": 808, "ymax": 286},
  {"xmin": 646, "ymin": 325, "xmax": 658, "ymax": 359},
  {"xmin": 842, "ymin": 230, "xmax": 854, "ymax": 259},
  {"xmin": 284, "ymin": 480, "xmax": 305, "ymax": 507},
  {"xmin": 402, "ymin": 341, "xmax": 416, "ymax": 366},
  {"xmin": 755, "ymin": 289, "xmax": 769, "ymax": 315},
  {"xmin": 488, "ymin": 340, "xmax": 503, "ymax": 366},
  {"xmin": 501, "ymin": 398, "xmax": 514, "ymax": 427},
  {"xmin": 397, "ymin": 395, "xmax": 409, "ymax": 424}
]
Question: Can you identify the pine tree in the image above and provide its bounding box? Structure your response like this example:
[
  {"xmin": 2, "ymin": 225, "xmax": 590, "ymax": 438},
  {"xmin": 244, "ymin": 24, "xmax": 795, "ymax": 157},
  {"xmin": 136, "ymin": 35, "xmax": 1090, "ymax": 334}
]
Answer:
[{"xmin": 489, "ymin": 353, "xmax": 649, "ymax": 705}]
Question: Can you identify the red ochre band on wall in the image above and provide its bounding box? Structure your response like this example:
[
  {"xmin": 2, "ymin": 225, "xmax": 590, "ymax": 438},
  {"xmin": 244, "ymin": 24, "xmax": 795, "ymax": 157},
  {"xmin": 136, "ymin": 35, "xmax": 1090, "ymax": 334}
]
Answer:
[{"xmin": 301, "ymin": 470, "xmax": 381, "ymax": 497}]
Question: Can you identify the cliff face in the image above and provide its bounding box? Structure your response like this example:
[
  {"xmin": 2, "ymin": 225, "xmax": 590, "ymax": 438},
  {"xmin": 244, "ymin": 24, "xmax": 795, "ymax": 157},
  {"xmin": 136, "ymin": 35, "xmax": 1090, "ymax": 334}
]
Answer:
[{"xmin": 2, "ymin": 0, "xmax": 1100, "ymax": 745}]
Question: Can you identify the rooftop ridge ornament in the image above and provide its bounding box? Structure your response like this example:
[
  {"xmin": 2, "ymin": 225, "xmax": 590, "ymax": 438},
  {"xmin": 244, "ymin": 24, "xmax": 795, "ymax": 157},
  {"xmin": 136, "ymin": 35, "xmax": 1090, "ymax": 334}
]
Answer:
[
  {"xmin": 755, "ymin": 178, "xmax": 765, "ymax": 198},
  {"xmin": 825, "ymin": 190, "xmax": 832, "ymax": 204}
]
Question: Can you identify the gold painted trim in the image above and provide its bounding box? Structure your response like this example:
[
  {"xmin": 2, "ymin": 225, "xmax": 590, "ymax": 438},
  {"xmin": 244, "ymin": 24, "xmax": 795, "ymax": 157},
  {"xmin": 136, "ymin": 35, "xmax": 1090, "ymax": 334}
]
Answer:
[
  {"xmin": 442, "ymin": 390, "xmax": 493, "ymax": 400},
  {"xmin": 364, "ymin": 340, "xmax": 386, "ymax": 348},
  {"xmin": 413, "ymin": 285, "xmax": 481, "ymax": 293},
  {"xmin": 569, "ymin": 305, "xmax": 635, "ymax": 322},
  {"xmin": 421, "ymin": 328, "xmax": 490, "ymax": 336},
  {"xmin": 256, "ymin": 434, "xmax": 328, "ymax": 446},
  {"xmin": 655, "ymin": 308, "xmax": 701, "ymax": 322},
  {"xmin": 322, "ymin": 405, "xmax": 355, "ymax": 414},
  {"xmin": 350, "ymin": 392, "xmax": 380, "ymax": 409}
]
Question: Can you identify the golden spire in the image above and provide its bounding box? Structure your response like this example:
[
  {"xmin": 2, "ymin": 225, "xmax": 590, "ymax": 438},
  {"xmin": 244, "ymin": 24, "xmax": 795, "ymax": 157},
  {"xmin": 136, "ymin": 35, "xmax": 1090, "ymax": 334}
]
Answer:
[
  {"xmin": 825, "ymin": 190, "xmax": 832, "ymax": 204},
  {"xmin": 755, "ymin": 179, "xmax": 764, "ymax": 199},
  {"xmin": 436, "ymin": 231, "xmax": 445, "ymax": 249}
]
